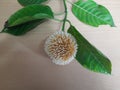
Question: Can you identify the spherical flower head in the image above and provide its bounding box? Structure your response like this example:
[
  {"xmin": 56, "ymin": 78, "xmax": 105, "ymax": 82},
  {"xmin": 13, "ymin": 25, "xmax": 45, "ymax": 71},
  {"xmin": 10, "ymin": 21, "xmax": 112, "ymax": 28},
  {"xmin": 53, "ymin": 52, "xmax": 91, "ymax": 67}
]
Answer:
[{"xmin": 44, "ymin": 31, "xmax": 78, "ymax": 65}]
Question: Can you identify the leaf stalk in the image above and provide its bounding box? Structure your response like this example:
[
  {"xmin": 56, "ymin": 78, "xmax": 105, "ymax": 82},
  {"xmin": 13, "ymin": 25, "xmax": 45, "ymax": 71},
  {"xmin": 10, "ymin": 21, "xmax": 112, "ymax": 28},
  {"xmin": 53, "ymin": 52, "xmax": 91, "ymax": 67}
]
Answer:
[{"xmin": 62, "ymin": 0, "xmax": 68, "ymax": 31}]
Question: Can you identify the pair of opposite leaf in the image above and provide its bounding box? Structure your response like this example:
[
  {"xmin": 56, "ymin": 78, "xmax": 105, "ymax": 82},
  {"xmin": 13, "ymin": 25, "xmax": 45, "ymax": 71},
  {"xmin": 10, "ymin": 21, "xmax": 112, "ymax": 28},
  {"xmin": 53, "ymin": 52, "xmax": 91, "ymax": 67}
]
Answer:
[{"xmin": 1, "ymin": 0, "xmax": 115, "ymax": 74}]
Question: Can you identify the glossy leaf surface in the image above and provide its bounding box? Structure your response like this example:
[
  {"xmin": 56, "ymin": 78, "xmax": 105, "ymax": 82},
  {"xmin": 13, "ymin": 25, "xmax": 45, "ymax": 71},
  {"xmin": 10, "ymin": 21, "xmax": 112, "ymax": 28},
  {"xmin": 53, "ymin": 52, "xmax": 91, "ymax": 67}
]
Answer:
[
  {"xmin": 7, "ymin": 4, "xmax": 53, "ymax": 27},
  {"xmin": 18, "ymin": 0, "xmax": 48, "ymax": 6},
  {"xmin": 68, "ymin": 25, "xmax": 112, "ymax": 74},
  {"xmin": 2, "ymin": 19, "xmax": 45, "ymax": 36},
  {"xmin": 72, "ymin": 0, "xmax": 115, "ymax": 27}
]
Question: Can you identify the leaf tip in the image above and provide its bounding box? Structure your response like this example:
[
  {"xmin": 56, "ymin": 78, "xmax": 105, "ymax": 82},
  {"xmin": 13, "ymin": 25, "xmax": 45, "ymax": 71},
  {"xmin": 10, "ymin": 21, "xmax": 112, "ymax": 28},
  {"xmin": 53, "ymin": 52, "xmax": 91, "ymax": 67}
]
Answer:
[{"xmin": 111, "ymin": 24, "xmax": 116, "ymax": 27}]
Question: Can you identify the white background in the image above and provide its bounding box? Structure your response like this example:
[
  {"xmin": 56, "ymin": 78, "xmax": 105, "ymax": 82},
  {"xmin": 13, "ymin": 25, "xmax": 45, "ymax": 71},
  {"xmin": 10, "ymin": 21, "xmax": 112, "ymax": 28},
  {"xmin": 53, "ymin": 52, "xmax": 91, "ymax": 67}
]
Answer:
[{"xmin": 0, "ymin": 0, "xmax": 120, "ymax": 90}]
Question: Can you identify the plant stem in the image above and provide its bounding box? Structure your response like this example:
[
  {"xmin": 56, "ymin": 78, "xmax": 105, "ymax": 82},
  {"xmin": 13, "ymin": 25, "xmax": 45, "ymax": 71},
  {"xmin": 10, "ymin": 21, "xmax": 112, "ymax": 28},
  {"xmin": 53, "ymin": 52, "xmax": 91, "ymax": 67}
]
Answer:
[
  {"xmin": 54, "ymin": 12, "xmax": 65, "ymax": 16},
  {"xmin": 62, "ymin": 0, "xmax": 68, "ymax": 31},
  {"xmin": 53, "ymin": 18, "xmax": 63, "ymax": 22}
]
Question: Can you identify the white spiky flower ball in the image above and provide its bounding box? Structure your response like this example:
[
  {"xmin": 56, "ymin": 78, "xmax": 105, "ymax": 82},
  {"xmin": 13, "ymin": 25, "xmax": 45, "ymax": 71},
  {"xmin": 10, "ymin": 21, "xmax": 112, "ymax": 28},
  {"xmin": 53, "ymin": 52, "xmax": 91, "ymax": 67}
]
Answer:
[{"xmin": 44, "ymin": 31, "xmax": 78, "ymax": 65}]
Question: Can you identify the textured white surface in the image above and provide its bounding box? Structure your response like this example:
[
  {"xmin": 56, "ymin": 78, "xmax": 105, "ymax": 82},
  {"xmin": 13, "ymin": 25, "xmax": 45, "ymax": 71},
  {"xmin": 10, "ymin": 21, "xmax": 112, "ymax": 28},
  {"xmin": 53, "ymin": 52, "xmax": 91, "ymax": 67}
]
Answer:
[
  {"xmin": 44, "ymin": 31, "xmax": 77, "ymax": 65},
  {"xmin": 0, "ymin": 0, "xmax": 120, "ymax": 90}
]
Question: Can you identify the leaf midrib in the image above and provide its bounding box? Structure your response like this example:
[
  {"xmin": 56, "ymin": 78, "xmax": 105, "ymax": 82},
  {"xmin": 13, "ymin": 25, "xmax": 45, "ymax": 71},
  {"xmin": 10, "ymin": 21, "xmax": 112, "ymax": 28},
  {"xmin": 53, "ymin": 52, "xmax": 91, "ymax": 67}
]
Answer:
[
  {"xmin": 10, "ymin": 13, "xmax": 52, "ymax": 26},
  {"xmin": 72, "ymin": 1, "xmax": 109, "ymax": 25},
  {"xmin": 78, "ymin": 41, "xmax": 108, "ymax": 73},
  {"xmin": 69, "ymin": 28, "xmax": 110, "ymax": 73}
]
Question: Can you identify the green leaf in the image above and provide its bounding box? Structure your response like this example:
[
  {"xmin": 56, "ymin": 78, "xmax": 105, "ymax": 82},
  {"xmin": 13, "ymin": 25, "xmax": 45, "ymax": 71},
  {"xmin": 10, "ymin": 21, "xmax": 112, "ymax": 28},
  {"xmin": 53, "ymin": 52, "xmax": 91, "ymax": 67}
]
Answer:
[
  {"xmin": 68, "ymin": 25, "xmax": 112, "ymax": 74},
  {"xmin": 2, "ymin": 19, "xmax": 45, "ymax": 36},
  {"xmin": 72, "ymin": 0, "xmax": 115, "ymax": 27},
  {"xmin": 18, "ymin": 0, "xmax": 48, "ymax": 6},
  {"xmin": 7, "ymin": 4, "xmax": 54, "ymax": 27}
]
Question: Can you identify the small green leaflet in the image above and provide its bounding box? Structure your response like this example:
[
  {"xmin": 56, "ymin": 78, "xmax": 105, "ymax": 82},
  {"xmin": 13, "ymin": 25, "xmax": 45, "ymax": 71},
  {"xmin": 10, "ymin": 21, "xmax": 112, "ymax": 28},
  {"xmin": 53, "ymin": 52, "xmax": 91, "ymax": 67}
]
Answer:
[
  {"xmin": 7, "ymin": 4, "xmax": 54, "ymax": 27},
  {"xmin": 18, "ymin": 0, "xmax": 48, "ymax": 6},
  {"xmin": 68, "ymin": 25, "xmax": 112, "ymax": 74},
  {"xmin": 72, "ymin": 0, "xmax": 115, "ymax": 27},
  {"xmin": 2, "ymin": 19, "xmax": 46, "ymax": 36}
]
